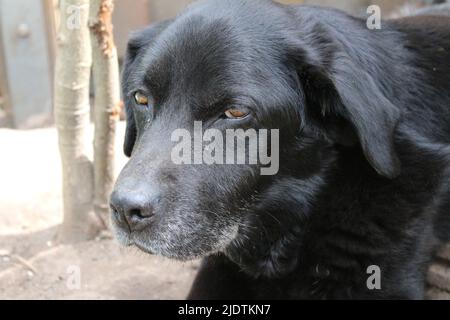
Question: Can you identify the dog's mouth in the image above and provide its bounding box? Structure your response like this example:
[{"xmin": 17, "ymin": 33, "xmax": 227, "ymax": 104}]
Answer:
[
  {"xmin": 111, "ymin": 216, "xmax": 241, "ymax": 261},
  {"xmin": 111, "ymin": 223, "xmax": 156, "ymax": 255}
]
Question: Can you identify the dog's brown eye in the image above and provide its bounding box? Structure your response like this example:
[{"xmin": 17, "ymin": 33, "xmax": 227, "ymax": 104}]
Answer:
[
  {"xmin": 134, "ymin": 92, "xmax": 149, "ymax": 106},
  {"xmin": 224, "ymin": 109, "xmax": 248, "ymax": 119}
]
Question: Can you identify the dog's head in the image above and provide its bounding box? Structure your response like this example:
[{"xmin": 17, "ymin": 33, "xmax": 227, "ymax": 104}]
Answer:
[{"xmin": 111, "ymin": 0, "xmax": 401, "ymax": 263}]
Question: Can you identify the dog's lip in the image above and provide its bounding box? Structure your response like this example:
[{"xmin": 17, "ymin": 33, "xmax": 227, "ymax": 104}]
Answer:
[
  {"xmin": 111, "ymin": 209, "xmax": 157, "ymax": 255},
  {"xmin": 132, "ymin": 239, "xmax": 155, "ymax": 255},
  {"xmin": 114, "ymin": 229, "xmax": 154, "ymax": 255}
]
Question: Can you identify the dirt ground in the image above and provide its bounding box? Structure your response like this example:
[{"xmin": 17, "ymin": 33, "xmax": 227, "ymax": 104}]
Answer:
[{"xmin": 0, "ymin": 123, "xmax": 199, "ymax": 300}]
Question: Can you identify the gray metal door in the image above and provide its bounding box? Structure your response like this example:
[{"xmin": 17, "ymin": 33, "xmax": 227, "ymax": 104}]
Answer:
[{"xmin": 0, "ymin": 0, "xmax": 54, "ymax": 129}]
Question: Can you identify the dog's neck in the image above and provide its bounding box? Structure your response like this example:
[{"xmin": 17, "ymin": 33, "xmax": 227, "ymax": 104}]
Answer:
[{"xmin": 223, "ymin": 143, "xmax": 340, "ymax": 278}]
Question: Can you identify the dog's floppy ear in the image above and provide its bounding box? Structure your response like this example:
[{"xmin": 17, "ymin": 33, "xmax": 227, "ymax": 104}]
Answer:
[
  {"xmin": 294, "ymin": 52, "xmax": 401, "ymax": 178},
  {"xmin": 122, "ymin": 20, "xmax": 172, "ymax": 157}
]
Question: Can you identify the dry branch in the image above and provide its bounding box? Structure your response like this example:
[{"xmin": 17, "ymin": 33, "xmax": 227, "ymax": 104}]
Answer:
[{"xmin": 89, "ymin": 0, "xmax": 121, "ymax": 227}]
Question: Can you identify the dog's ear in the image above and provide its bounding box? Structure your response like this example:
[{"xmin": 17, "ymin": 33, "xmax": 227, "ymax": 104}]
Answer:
[
  {"xmin": 122, "ymin": 20, "xmax": 172, "ymax": 157},
  {"xmin": 294, "ymin": 53, "xmax": 401, "ymax": 178}
]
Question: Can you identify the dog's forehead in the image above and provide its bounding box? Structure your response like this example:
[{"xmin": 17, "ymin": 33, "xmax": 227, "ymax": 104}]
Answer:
[
  {"xmin": 127, "ymin": 2, "xmax": 290, "ymax": 106},
  {"xmin": 136, "ymin": 17, "xmax": 251, "ymax": 102}
]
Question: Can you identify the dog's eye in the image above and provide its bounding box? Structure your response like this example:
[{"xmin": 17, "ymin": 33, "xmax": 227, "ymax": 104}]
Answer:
[
  {"xmin": 134, "ymin": 92, "xmax": 149, "ymax": 106},
  {"xmin": 224, "ymin": 109, "xmax": 248, "ymax": 119}
]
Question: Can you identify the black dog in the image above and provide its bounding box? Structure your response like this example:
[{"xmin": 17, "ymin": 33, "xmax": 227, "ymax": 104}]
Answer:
[{"xmin": 110, "ymin": 0, "xmax": 450, "ymax": 299}]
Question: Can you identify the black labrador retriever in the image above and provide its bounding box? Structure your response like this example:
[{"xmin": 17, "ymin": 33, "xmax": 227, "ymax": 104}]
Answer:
[{"xmin": 110, "ymin": 0, "xmax": 450, "ymax": 299}]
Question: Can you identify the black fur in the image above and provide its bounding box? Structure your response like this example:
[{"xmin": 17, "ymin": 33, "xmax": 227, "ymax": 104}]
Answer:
[{"xmin": 111, "ymin": 0, "xmax": 450, "ymax": 299}]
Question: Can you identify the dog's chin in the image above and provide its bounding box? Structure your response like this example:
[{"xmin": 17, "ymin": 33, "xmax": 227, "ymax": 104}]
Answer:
[
  {"xmin": 117, "ymin": 232, "xmax": 236, "ymax": 261},
  {"xmin": 111, "ymin": 214, "xmax": 241, "ymax": 260},
  {"xmin": 112, "ymin": 228, "xmax": 216, "ymax": 260},
  {"xmin": 132, "ymin": 237, "xmax": 223, "ymax": 261}
]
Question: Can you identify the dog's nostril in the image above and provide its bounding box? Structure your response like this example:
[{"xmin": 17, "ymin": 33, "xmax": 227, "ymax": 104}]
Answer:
[
  {"xmin": 110, "ymin": 189, "xmax": 159, "ymax": 228},
  {"xmin": 129, "ymin": 208, "xmax": 141, "ymax": 218},
  {"xmin": 129, "ymin": 208, "xmax": 154, "ymax": 219}
]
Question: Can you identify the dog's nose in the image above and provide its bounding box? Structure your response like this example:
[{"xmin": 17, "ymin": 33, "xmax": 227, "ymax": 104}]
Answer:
[{"xmin": 110, "ymin": 189, "xmax": 160, "ymax": 229}]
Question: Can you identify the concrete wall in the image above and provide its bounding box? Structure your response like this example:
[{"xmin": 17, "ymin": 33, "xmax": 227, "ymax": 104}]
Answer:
[
  {"xmin": 149, "ymin": 0, "xmax": 195, "ymax": 21},
  {"xmin": 113, "ymin": 0, "xmax": 151, "ymax": 60},
  {"xmin": 113, "ymin": 0, "xmax": 412, "ymax": 58},
  {"xmin": 113, "ymin": 0, "xmax": 196, "ymax": 58}
]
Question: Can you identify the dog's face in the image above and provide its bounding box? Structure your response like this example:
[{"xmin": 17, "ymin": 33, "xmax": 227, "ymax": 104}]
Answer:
[
  {"xmin": 111, "ymin": 3, "xmax": 301, "ymax": 259},
  {"xmin": 111, "ymin": 0, "xmax": 401, "ymax": 263}
]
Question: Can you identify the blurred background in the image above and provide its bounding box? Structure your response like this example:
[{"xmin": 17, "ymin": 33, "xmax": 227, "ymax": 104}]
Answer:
[
  {"xmin": 0, "ymin": 0, "xmax": 449, "ymax": 300},
  {"xmin": 0, "ymin": 0, "xmax": 445, "ymax": 129}
]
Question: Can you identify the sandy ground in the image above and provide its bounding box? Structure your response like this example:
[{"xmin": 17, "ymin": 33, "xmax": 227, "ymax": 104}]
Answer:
[{"xmin": 0, "ymin": 123, "xmax": 199, "ymax": 300}]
